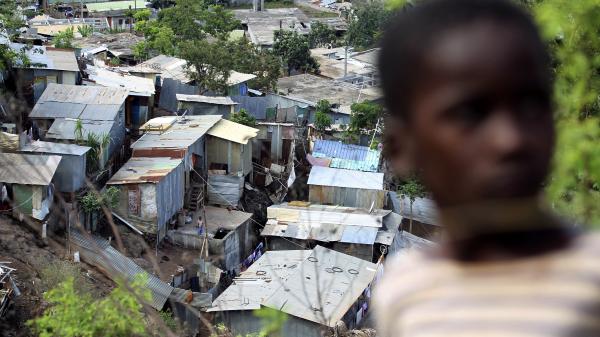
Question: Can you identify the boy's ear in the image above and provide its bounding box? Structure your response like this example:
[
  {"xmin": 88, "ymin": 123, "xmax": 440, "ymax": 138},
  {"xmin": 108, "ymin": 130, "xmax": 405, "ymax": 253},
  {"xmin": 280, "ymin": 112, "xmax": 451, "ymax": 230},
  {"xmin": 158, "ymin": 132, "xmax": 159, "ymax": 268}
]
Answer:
[{"xmin": 383, "ymin": 118, "xmax": 415, "ymax": 177}]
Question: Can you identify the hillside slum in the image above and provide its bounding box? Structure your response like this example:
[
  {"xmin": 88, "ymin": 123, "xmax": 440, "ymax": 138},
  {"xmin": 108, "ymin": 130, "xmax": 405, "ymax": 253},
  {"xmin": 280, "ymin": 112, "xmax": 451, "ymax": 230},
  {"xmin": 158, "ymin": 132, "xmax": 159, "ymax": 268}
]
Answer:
[{"xmin": 0, "ymin": 8, "xmax": 439, "ymax": 337}]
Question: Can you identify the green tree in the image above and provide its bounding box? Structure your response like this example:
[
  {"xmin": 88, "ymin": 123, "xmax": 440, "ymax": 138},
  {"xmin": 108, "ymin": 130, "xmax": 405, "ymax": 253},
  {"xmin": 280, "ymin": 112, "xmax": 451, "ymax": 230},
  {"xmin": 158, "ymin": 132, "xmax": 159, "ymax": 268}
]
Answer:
[
  {"xmin": 28, "ymin": 276, "xmax": 151, "ymax": 337},
  {"xmin": 273, "ymin": 30, "xmax": 319, "ymax": 75},
  {"xmin": 349, "ymin": 101, "xmax": 382, "ymax": 134},
  {"xmin": 230, "ymin": 109, "xmax": 257, "ymax": 127},
  {"xmin": 178, "ymin": 39, "xmax": 234, "ymax": 94},
  {"xmin": 346, "ymin": 0, "xmax": 391, "ymax": 50},
  {"xmin": 308, "ymin": 21, "xmax": 338, "ymax": 48},
  {"xmin": 314, "ymin": 99, "xmax": 333, "ymax": 131},
  {"xmin": 397, "ymin": 176, "xmax": 427, "ymax": 232},
  {"xmin": 226, "ymin": 39, "xmax": 281, "ymax": 91}
]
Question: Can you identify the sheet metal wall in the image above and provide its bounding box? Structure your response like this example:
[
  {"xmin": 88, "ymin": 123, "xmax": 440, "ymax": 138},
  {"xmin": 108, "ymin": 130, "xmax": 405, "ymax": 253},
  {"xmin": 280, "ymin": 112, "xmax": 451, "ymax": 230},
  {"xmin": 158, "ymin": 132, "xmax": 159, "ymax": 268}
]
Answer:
[
  {"xmin": 208, "ymin": 218, "xmax": 253, "ymax": 272},
  {"xmin": 159, "ymin": 78, "xmax": 197, "ymax": 112},
  {"xmin": 309, "ymin": 185, "xmax": 386, "ymax": 209},
  {"xmin": 217, "ymin": 310, "xmax": 325, "ymax": 337},
  {"xmin": 155, "ymin": 160, "xmax": 185, "ymax": 241},
  {"xmin": 206, "ymin": 136, "xmax": 252, "ymax": 176},
  {"xmin": 207, "ymin": 174, "xmax": 244, "ymax": 207},
  {"xmin": 179, "ymin": 101, "xmax": 233, "ymax": 117},
  {"xmin": 52, "ymin": 153, "xmax": 86, "ymax": 193}
]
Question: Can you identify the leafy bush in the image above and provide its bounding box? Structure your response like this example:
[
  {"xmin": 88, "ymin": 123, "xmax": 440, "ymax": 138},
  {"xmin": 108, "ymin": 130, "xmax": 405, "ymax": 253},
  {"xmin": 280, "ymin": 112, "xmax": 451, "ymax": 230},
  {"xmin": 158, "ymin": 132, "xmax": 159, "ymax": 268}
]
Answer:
[
  {"xmin": 53, "ymin": 27, "xmax": 74, "ymax": 49},
  {"xmin": 77, "ymin": 25, "xmax": 94, "ymax": 37},
  {"xmin": 230, "ymin": 109, "xmax": 257, "ymax": 127},
  {"xmin": 80, "ymin": 187, "xmax": 120, "ymax": 213},
  {"xmin": 28, "ymin": 275, "xmax": 150, "ymax": 337}
]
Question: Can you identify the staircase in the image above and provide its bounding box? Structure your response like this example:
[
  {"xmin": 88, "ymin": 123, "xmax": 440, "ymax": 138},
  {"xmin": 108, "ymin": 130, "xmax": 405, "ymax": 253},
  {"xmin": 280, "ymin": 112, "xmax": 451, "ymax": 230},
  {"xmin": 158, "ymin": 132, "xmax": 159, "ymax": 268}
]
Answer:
[{"xmin": 186, "ymin": 183, "xmax": 205, "ymax": 211}]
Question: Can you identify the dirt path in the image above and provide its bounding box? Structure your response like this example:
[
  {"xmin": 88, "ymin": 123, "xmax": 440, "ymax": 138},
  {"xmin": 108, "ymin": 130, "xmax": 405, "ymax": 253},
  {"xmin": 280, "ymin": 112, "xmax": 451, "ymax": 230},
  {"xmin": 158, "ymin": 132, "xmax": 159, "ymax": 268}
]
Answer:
[{"xmin": 0, "ymin": 216, "xmax": 114, "ymax": 337}]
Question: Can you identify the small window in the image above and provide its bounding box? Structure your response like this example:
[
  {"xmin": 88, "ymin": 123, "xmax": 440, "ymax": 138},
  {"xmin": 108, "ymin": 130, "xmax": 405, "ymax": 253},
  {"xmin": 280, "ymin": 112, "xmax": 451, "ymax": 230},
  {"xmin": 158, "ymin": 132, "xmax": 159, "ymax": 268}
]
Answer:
[{"xmin": 118, "ymin": 19, "xmax": 123, "ymax": 25}]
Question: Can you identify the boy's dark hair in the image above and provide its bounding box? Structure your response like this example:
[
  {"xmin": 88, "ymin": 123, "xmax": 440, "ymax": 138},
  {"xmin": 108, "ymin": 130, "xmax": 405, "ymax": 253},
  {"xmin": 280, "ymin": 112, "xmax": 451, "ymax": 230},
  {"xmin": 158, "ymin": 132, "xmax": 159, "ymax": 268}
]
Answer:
[{"xmin": 379, "ymin": 0, "xmax": 551, "ymax": 119}]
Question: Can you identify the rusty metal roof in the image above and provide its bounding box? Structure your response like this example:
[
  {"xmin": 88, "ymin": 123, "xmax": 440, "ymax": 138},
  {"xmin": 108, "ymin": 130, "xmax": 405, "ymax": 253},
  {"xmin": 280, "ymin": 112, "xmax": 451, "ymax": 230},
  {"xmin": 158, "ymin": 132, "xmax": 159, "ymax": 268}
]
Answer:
[
  {"xmin": 132, "ymin": 115, "xmax": 221, "ymax": 150},
  {"xmin": 106, "ymin": 157, "xmax": 183, "ymax": 184},
  {"xmin": 0, "ymin": 153, "xmax": 61, "ymax": 185}
]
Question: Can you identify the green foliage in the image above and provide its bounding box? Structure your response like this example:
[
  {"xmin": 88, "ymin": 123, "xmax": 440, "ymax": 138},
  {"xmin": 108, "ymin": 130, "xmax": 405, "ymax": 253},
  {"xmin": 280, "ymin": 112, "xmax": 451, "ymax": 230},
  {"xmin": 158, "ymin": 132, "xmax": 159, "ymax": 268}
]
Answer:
[
  {"xmin": 397, "ymin": 176, "xmax": 426, "ymax": 202},
  {"xmin": 308, "ymin": 21, "xmax": 338, "ymax": 48},
  {"xmin": 230, "ymin": 109, "xmax": 257, "ymax": 127},
  {"xmin": 254, "ymin": 307, "xmax": 288, "ymax": 337},
  {"xmin": 28, "ymin": 275, "xmax": 151, "ymax": 337},
  {"xmin": 77, "ymin": 25, "xmax": 94, "ymax": 37},
  {"xmin": 349, "ymin": 101, "xmax": 382, "ymax": 133},
  {"xmin": 346, "ymin": 0, "xmax": 391, "ymax": 50},
  {"xmin": 178, "ymin": 39, "xmax": 233, "ymax": 94},
  {"xmin": 529, "ymin": 0, "xmax": 600, "ymax": 225},
  {"xmin": 158, "ymin": 311, "xmax": 178, "ymax": 331},
  {"xmin": 108, "ymin": 57, "xmax": 121, "ymax": 66},
  {"xmin": 53, "ymin": 27, "xmax": 74, "ymax": 49},
  {"xmin": 314, "ymin": 99, "xmax": 333, "ymax": 131},
  {"xmin": 273, "ymin": 30, "xmax": 319, "ymax": 75},
  {"xmin": 80, "ymin": 186, "xmax": 119, "ymax": 213},
  {"xmin": 225, "ymin": 39, "xmax": 282, "ymax": 91}
]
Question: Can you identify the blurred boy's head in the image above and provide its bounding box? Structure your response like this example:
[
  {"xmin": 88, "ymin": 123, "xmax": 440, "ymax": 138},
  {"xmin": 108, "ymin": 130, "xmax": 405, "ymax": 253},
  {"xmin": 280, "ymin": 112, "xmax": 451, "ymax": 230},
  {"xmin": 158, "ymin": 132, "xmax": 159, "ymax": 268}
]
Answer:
[{"xmin": 380, "ymin": 0, "xmax": 554, "ymax": 208}]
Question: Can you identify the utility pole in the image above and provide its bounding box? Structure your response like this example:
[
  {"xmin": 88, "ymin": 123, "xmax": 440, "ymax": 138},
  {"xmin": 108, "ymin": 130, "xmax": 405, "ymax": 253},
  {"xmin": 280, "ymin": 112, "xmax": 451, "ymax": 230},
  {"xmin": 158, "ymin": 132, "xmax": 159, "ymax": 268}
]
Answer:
[{"xmin": 344, "ymin": 45, "xmax": 348, "ymax": 77}]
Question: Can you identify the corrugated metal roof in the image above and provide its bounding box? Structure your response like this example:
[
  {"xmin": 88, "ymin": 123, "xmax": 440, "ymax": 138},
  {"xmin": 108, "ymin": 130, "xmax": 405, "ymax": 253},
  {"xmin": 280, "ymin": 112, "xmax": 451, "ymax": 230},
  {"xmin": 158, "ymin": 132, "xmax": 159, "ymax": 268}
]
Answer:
[
  {"xmin": 267, "ymin": 203, "xmax": 388, "ymax": 227},
  {"xmin": 20, "ymin": 140, "xmax": 91, "ymax": 156},
  {"xmin": 86, "ymin": 66, "xmax": 155, "ymax": 97},
  {"xmin": 106, "ymin": 157, "xmax": 182, "ymax": 184},
  {"xmin": 205, "ymin": 205, "xmax": 252, "ymax": 232},
  {"xmin": 29, "ymin": 84, "xmax": 127, "ymax": 120},
  {"xmin": 85, "ymin": 0, "xmax": 141, "ymax": 12},
  {"xmin": 227, "ymin": 70, "xmax": 257, "ymax": 86},
  {"xmin": 207, "ymin": 250, "xmax": 311, "ymax": 312},
  {"xmin": 263, "ymin": 203, "xmax": 392, "ymax": 245},
  {"xmin": 132, "ymin": 116, "xmax": 221, "ymax": 150},
  {"xmin": 339, "ymin": 226, "xmax": 379, "ymax": 244},
  {"xmin": 263, "ymin": 246, "xmax": 377, "ymax": 327},
  {"xmin": 206, "ymin": 119, "xmax": 258, "ymax": 145},
  {"xmin": 307, "ymin": 166, "xmax": 384, "ymax": 190},
  {"xmin": 0, "ymin": 153, "xmax": 61, "ymax": 185},
  {"xmin": 46, "ymin": 119, "xmax": 114, "ymax": 141},
  {"xmin": 0, "ymin": 132, "xmax": 18, "ymax": 151},
  {"xmin": 140, "ymin": 55, "xmax": 190, "ymax": 83},
  {"xmin": 176, "ymin": 94, "xmax": 237, "ymax": 105},
  {"xmin": 10, "ymin": 43, "xmax": 79, "ymax": 72},
  {"xmin": 70, "ymin": 230, "xmax": 174, "ymax": 310},
  {"xmin": 139, "ymin": 55, "xmax": 256, "ymax": 86},
  {"xmin": 312, "ymin": 140, "xmax": 381, "ymax": 172}
]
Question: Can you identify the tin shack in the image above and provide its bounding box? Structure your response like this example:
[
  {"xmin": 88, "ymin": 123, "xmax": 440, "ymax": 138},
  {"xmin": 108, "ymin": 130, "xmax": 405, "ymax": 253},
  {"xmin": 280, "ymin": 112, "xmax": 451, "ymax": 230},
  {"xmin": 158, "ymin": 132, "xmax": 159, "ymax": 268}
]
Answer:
[
  {"xmin": 261, "ymin": 203, "xmax": 401, "ymax": 262},
  {"xmin": 106, "ymin": 157, "xmax": 185, "ymax": 241},
  {"xmin": 206, "ymin": 119, "xmax": 258, "ymax": 206},
  {"xmin": 19, "ymin": 140, "xmax": 91, "ymax": 193},
  {"xmin": 29, "ymin": 84, "xmax": 129, "ymax": 170},
  {"xmin": 307, "ymin": 166, "xmax": 386, "ymax": 209},
  {"xmin": 0, "ymin": 153, "xmax": 60, "ymax": 220},
  {"xmin": 209, "ymin": 246, "xmax": 378, "ymax": 337},
  {"xmin": 176, "ymin": 94, "xmax": 238, "ymax": 117}
]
